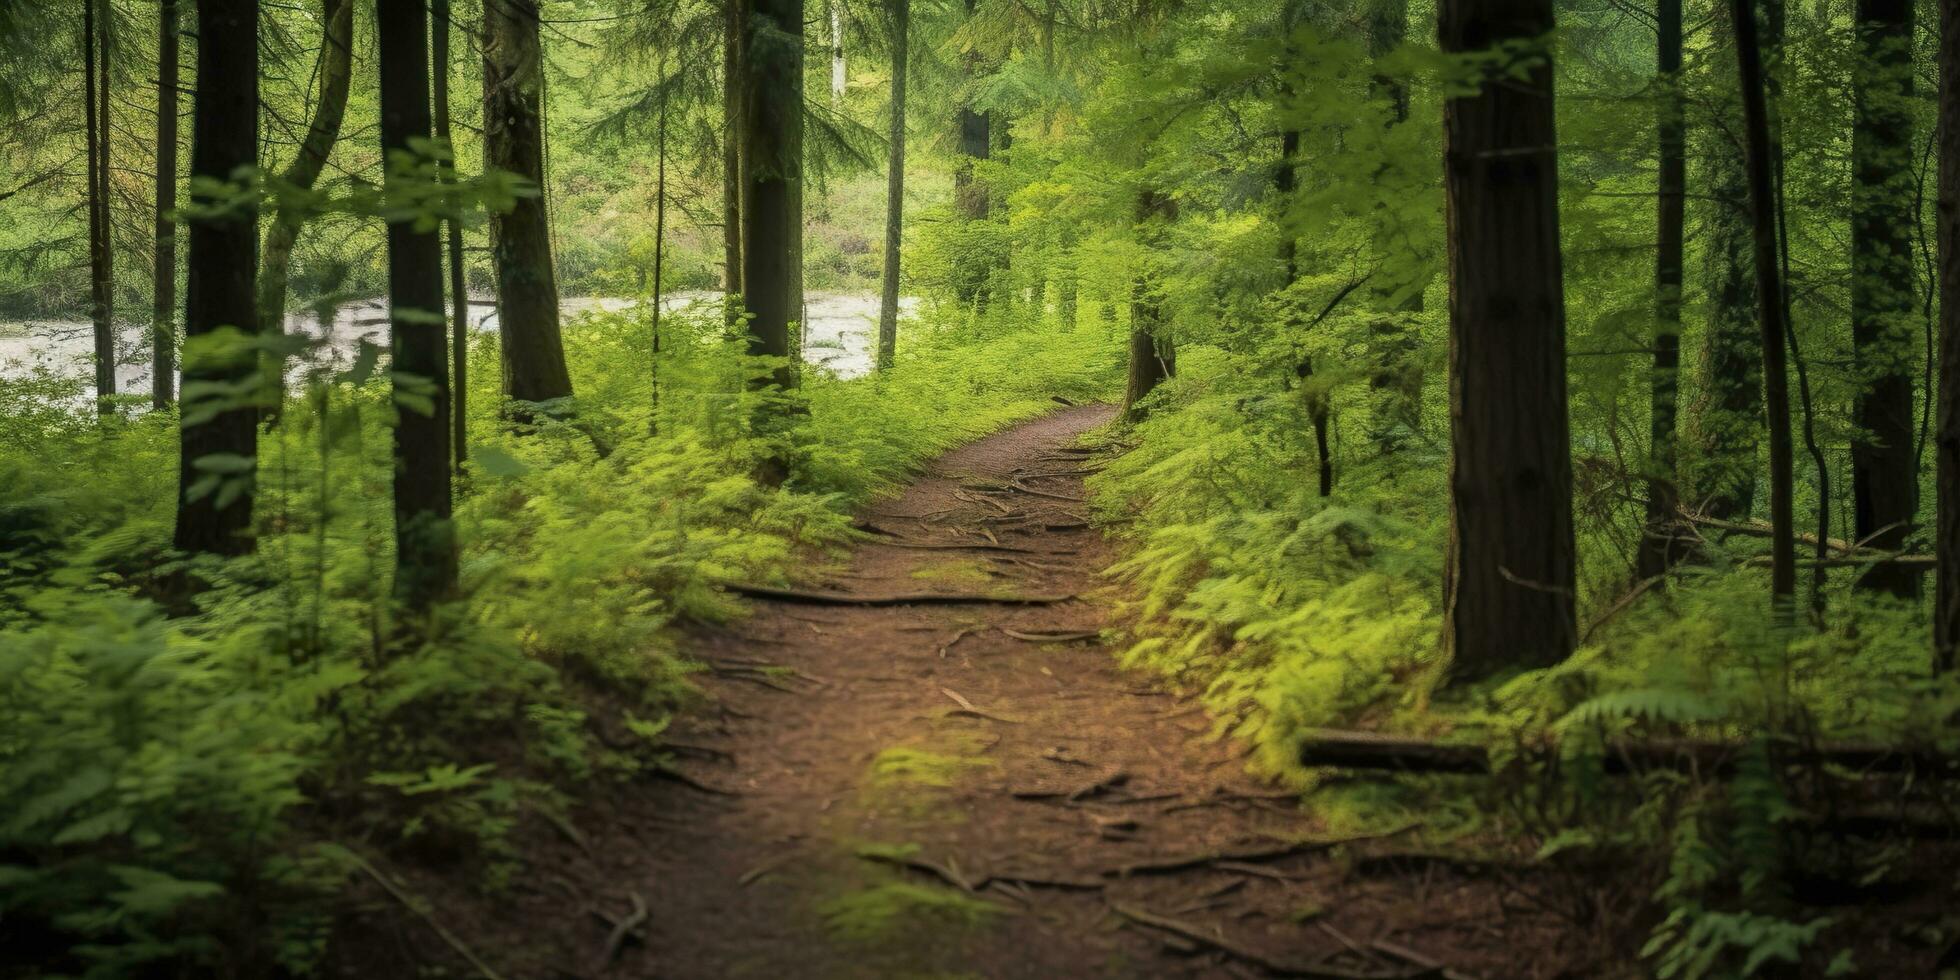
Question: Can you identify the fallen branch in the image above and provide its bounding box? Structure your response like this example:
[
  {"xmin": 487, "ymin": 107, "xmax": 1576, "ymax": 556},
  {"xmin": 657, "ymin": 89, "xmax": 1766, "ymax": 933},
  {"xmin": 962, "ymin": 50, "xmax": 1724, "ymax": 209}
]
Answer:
[
  {"xmin": 724, "ymin": 583, "xmax": 1075, "ymax": 607},
  {"xmin": 650, "ymin": 763, "xmax": 743, "ymax": 796},
  {"xmin": 1298, "ymin": 730, "xmax": 1960, "ymax": 777},
  {"xmin": 346, "ymin": 850, "xmax": 506, "ymax": 980},
  {"xmin": 999, "ymin": 627, "xmax": 1102, "ymax": 644}
]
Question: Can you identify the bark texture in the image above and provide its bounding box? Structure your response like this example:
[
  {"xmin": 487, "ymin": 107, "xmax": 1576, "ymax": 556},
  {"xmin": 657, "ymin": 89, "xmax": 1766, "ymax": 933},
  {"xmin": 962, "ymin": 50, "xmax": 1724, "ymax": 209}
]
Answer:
[
  {"xmin": 379, "ymin": 0, "xmax": 458, "ymax": 608},
  {"xmin": 1438, "ymin": 0, "xmax": 1577, "ymax": 680},
  {"xmin": 1849, "ymin": 0, "xmax": 1919, "ymax": 597},
  {"xmin": 256, "ymin": 0, "xmax": 353, "ymax": 369},
  {"xmin": 876, "ymin": 0, "xmax": 909, "ymax": 372},
  {"xmin": 484, "ymin": 0, "xmax": 575, "ymax": 409},
  {"xmin": 1123, "ymin": 189, "xmax": 1177, "ymax": 422},
  {"xmin": 173, "ymin": 0, "xmax": 260, "ymax": 557},
  {"xmin": 743, "ymin": 0, "xmax": 803, "ymax": 395},
  {"xmin": 152, "ymin": 0, "xmax": 179, "ymax": 408},
  {"xmin": 434, "ymin": 0, "xmax": 469, "ymax": 472},
  {"xmin": 85, "ymin": 0, "xmax": 115, "ymax": 413}
]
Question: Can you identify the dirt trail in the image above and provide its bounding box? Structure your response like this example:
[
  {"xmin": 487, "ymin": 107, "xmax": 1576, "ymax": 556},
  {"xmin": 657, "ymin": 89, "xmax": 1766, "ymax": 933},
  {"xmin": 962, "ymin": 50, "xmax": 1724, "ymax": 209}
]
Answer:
[{"xmin": 489, "ymin": 406, "xmax": 1570, "ymax": 979}]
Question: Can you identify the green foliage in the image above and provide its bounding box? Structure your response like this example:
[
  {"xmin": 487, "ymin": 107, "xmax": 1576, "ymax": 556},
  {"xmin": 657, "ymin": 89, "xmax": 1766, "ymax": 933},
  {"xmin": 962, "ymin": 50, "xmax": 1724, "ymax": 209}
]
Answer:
[{"xmin": 0, "ymin": 294, "xmax": 1113, "ymax": 974}]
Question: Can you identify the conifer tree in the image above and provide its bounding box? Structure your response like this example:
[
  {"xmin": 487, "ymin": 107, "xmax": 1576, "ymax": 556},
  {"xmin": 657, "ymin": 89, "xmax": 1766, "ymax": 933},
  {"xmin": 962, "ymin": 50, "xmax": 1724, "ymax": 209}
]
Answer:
[
  {"xmin": 152, "ymin": 0, "xmax": 180, "ymax": 409},
  {"xmin": 378, "ymin": 0, "xmax": 458, "ymax": 608},
  {"xmin": 876, "ymin": 0, "xmax": 909, "ymax": 372},
  {"xmin": 256, "ymin": 0, "xmax": 354, "ymax": 402},
  {"xmin": 1849, "ymin": 0, "xmax": 1919, "ymax": 597},
  {"xmin": 173, "ymin": 0, "xmax": 261, "ymax": 557},
  {"xmin": 485, "ymin": 0, "xmax": 576, "ymax": 413},
  {"xmin": 1638, "ymin": 0, "xmax": 1689, "ymax": 579},
  {"xmin": 1438, "ymin": 0, "xmax": 1577, "ymax": 679}
]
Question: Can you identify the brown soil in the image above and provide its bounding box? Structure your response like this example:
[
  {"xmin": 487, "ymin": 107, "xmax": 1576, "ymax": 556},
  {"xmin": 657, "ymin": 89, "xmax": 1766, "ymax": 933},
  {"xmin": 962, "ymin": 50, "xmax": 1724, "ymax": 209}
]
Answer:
[{"xmin": 336, "ymin": 405, "xmax": 1604, "ymax": 979}]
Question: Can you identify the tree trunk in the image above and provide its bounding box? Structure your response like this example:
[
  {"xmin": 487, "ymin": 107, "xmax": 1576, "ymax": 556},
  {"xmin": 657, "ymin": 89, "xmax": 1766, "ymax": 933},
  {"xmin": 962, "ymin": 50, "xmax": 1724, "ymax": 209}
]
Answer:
[
  {"xmin": 1935, "ymin": 0, "xmax": 1958, "ymax": 669},
  {"xmin": 743, "ymin": 0, "xmax": 804, "ymax": 420},
  {"xmin": 1730, "ymin": 0, "xmax": 1799, "ymax": 603},
  {"xmin": 256, "ymin": 0, "xmax": 353, "ymax": 414},
  {"xmin": 650, "ymin": 51, "xmax": 670, "ymax": 435},
  {"xmin": 723, "ymin": 0, "xmax": 745, "ymax": 302},
  {"xmin": 1438, "ymin": 0, "xmax": 1577, "ymax": 681},
  {"xmin": 434, "ymin": 0, "xmax": 469, "ymax": 474},
  {"xmin": 954, "ymin": 0, "xmax": 990, "ymax": 223},
  {"xmin": 1364, "ymin": 0, "xmax": 1424, "ymax": 458},
  {"xmin": 173, "ymin": 0, "xmax": 260, "ymax": 557},
  {"xmin": 84, "ymin": 0, "xmax": 115, "ymax": 414},
  {"xmin": 378, "ymin": 0, "xmax": 457, "ymax": 610},
  {"xmin": 876, "ymin": 0, "xmax": 908, "ymax": 372},
  {"xmin": 1638, "ymin": 0, "xmax": 1689, "ymax": 579},
  {"xmin": 829, "ymin": 0, "xmax": 847, "ymax": 103},
  {"xmin": 483, "ymin": 0, "xmax": 574, "ymax": 411},
  {"xmin": 1123, "ymin": 189, "xmax": 1177, "ymax": 422},
  {"xmin": 1849, "ymin": 0, "xmax": 1919, "ymax": 598},
  {"xmin": 1693, "ymin": 7, "xmax": 1763, "ymax": 525},
  {"xmin": 1276, "ymin": 129, "xmax": 1334, "ymax": 497},
  {"xmin": 152, "ymin": 0, "xmax": 179, "ymax": 409}
]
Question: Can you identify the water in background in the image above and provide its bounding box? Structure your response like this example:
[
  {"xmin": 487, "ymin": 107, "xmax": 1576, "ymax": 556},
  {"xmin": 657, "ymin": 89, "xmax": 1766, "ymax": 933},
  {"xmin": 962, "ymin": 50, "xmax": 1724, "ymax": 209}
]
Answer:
[{"xmin": 0, "ymin": 291, "xmax": 918, "ymax": 402}]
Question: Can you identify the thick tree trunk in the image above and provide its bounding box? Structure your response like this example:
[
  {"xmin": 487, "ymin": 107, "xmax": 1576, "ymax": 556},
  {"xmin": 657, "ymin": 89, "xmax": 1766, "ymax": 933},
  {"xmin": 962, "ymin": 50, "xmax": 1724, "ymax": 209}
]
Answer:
[
  {"xmin": 1638, "ymin": 0, "xmax": 1689, "ymax": 579},
  {"xmin": 743, "ymin": 0, "xmax": 803, "ymax": 408},
  {"xmin": 1935, "ymin": 0, "xmax": 1958, "ymax": 669},
  {"xmin": 173, "ymin": 0, "xmax": 260, "ymax": 557},
  {"xmin": 1849, "ymin": 0, "xmax": 1919, "ymax": 597},
  {"xmin": 483, "ymin": 0, "xmax": 575, "ymax": 410},
  {"xmin": 723, "ymin": 0, "xmax": 745, "ymax": 301},
  {"xmin": 378, "ymin": 0, "xmax": 457, "ymax": 610},
  {"xmin": 84, "ymin": 0, "xmax": 114, "ymax": 414},
  {"xmin": 876, "ymin": 0, "xmax": 908, "ymax": 372},
  {"xmin": 1438, "ymin": 0, "xmax": 1577, "ymax": 680},
  {"xmin": 256, "ymin": 0, "xmax": 353, "ymax": 410},
  {"xmin": 1123, "ymin": 189, "xmax": 1177, "ymax": 422},
  {"xmin": 1730, "ymin": 0, "xmax": 1799, "ymax": 602},
  {"xmin": 152, "ymin": 0, "xmax": 179, "ymax": 409},
  {"xmin": 434, "ymin": 0, "xmax": 469, "ymax": 473}
]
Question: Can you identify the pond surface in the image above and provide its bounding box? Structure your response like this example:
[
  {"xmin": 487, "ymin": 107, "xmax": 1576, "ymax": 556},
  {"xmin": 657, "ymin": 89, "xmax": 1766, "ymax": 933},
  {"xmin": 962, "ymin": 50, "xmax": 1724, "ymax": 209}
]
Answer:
[{"xmin": 0, "ymin": 290, "xmax": 917, "ymax": 402}]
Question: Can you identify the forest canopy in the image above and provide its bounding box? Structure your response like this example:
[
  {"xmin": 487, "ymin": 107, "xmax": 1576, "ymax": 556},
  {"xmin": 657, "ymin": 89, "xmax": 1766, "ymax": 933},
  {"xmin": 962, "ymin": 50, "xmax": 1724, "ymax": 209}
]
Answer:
[{"xmin": 1, "ymin": 0, "xmax": 1958, "ymax": 976}]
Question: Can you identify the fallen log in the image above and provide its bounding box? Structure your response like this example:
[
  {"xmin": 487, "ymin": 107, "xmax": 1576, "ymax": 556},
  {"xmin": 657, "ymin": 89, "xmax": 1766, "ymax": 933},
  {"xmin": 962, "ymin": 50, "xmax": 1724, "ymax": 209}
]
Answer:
[
  {"xmin": 723, "ymin": 583, "xmax": 1075, "ymax": 607},
  {"xmin": 1298, "ymin": 730, "xmax": 1960, "ymax": 778}
]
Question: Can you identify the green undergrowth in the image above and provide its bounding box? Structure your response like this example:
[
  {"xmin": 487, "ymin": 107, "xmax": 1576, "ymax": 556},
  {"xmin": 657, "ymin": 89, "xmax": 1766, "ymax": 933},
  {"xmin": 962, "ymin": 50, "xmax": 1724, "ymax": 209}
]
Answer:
[
  {"xmin": 1089, "ymin": 338, "xmax": 1960, "ymax": 977},
  {"xmin": 0, "ymin": 301, "xmax": 1114, "ymax": 976}
]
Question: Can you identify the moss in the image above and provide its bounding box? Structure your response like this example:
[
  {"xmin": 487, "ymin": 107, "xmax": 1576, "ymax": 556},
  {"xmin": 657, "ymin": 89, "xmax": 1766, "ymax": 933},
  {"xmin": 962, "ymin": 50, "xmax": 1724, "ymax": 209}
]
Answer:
[
  {"xmin": 818, "ymin": 882, "xmax": 1004, "ymax": 944},
  {"xmin": 866, "ymin": 746, "xmax": 994, "ymax": 791},
  {"xmin": 907, "ymin": 559, "xmax": 995, "ymax": 586}
]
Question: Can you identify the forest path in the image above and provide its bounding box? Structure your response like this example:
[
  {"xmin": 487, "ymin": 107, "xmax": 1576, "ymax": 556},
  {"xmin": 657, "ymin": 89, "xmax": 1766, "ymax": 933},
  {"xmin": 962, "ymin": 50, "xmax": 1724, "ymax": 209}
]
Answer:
[{"xmin": 539, "ymin": 405, "xmax": 1538, "ymax": 979}]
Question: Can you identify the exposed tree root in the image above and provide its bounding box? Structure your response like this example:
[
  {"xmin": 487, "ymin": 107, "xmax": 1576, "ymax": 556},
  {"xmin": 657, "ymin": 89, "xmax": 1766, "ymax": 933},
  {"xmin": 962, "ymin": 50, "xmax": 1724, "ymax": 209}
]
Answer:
[
  {"xmin": 594, "ymin": 891, "xmax": 649, "ymax": 973},
  {"xmin": 347, "ymin": 849, "xmax": 506, "ymax": 980},
  {"xmin": 1104, "ymin": 826, "xmax": 1418, "ymax": 879},
  {"xmin": 1107, "ymin": 901, "xmax": 1399, "ymax": 979},
  {"xmin": 725, "ymin": 583, "xmax": 1076, "ymax": 607}
]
